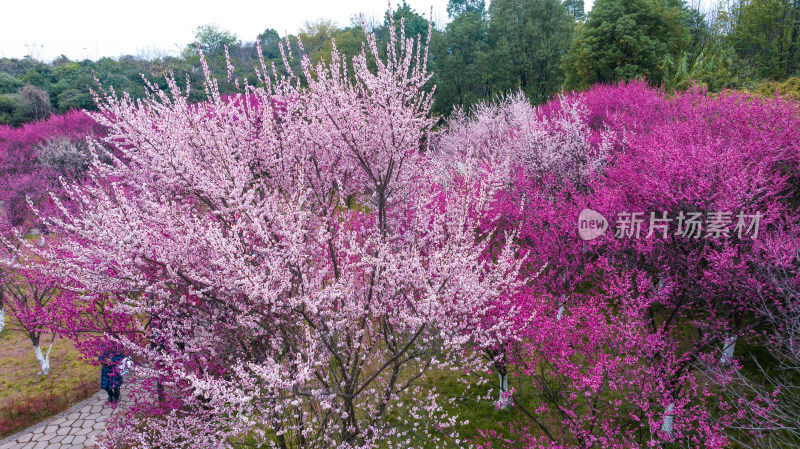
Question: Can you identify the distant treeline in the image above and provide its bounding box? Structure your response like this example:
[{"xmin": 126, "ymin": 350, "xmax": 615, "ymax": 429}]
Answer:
[{"xmin": 1, "ymin": 0, "xmax": 798, "ymax": 126}]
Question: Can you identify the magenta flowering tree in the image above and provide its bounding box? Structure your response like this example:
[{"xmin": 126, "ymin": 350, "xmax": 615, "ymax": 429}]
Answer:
[
  {"xmin": 0, "ymin": 260, "xmax": 75, "ymax": 375},
  {"xmin": 0, "ymin": 109, "xmax": 106, "ymax": 374},
  {"xmin": 709, "ymin": 219, "xmax": 800, "ymax": 448},
  {"xmin": 590, "ymin": 86, "xmax": 800, "ymax": 369},
  {"xmin": 438, "ymin": 83, "xmax": 800, "ymax": 448},
  {"xmin": 433, "ymin": 93, "xmax": 611, "ymax": 407},
  {"xmin": 28, "ymin": 20, "xmax": 526, "ymax": 449},
  {"xmin": 0, "ymin": 110, "xmax": 105, "ymax": 230},
  {"xmin": 523, "ymin": 85, "xmax": 800, "ymax": 448},
  {"xmin": 482, "ymin": 260, "xmax": 733, "ymax": 449}
]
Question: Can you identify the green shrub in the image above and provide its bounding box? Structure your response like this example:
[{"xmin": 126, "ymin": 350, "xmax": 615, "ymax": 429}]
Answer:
[
  {"xmin": 756, "ymin": 77, "xmax": 800, "ymax": 101},
  {"xmin": 0, "ymin": 94, "xmax": 30, "ymax": 126},
  {"xmin": 0, "ymin": 73, "xmax": 23, "ymax": 94}
]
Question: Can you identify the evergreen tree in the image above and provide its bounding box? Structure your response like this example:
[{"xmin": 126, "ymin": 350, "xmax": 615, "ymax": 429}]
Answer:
[
  {"xmin": 727, "ymin": 0, "xmax": 800, "ymax": 79},
  {"xmin": 564, "ymin": 0, "xmax": 587, "ymax": 20},
  {"xmin": 562, "ymin": 0, "xmax": 689, "ymax": 89},
  {"xmin": 431, "ymin": 8, "xmax": 492, "ymax": 114},
  {"xmin": 447, "ymin": 0, "xmax": 486, "ymax": 17},
  {"xmin": 488, "ymin": 0, "xmax": 575, "ymax": 102}
]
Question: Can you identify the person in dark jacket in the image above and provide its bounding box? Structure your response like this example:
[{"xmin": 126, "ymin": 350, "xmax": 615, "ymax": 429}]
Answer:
[{"xmin": 100, "ymin": 351, "xmax": 124, "ymax": 403}]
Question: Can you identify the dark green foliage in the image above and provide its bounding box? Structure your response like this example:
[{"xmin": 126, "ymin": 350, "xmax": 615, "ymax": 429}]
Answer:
[
  {"xmin": 489, "ymin": 0, "xmax": 575, "ymax": 103},
  {"xmin": 432, "ymin": 0, "xmax": 574, "ymax": 114},
  {"xmin": 257, "ymin": 29, "xmax": 281, "ymax": 59},
  {"xmin": 431, "ymin": 11, "xmax": 493, "ymax": 114},
  {"xmin": 564, "ymin": 0, "xmax": 586, "ymax": 20},
  {"xmin": 0, "ymin": 74, "xmax": 22, "ymax": 94},
  {"xmin": 562, "ymin": 0, "xmax": 689, "ymax": 89},
  {"xmin": 446, "ymin": 0, "xmax": 486, "ymax": 17},
  {"xmin": 726, "ymin": 0, "xmax": 800, "ymax": 80},
  {"xmin": 0, "ymin": 94, "xmax": 29, "ymax": 127},
  {"xmin": 384, "ymin": 1, "xmax": 431, "ymax": 41}
]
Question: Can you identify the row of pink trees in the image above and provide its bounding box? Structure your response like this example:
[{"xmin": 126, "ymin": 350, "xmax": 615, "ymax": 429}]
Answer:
[{"xmin": 438, "ymin": 83, "xmax": 800, "ymax": 448}]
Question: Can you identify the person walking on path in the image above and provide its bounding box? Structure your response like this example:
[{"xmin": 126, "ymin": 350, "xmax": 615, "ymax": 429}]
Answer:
[{"xmin": 100, "ymin": 351, "xmax": 124, "ymax": 403}]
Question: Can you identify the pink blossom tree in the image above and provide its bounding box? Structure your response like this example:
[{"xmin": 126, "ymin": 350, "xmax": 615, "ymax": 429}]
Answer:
[
  {"xmin": 29, "ymin": 19, "xmax": 526, "ymax": 449},
  {"xmin": 433, "ymin": 92, "xmax": 611, "ymax": 408}
]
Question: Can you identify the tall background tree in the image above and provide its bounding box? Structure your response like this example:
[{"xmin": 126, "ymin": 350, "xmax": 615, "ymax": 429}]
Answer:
[
  {"xmin": 431, "ymin": 1, "xmax": 493, "ymax": 114},
  {"xmin": 562, "ymin": 0, "xmax": 689, "ymax": 89},
  {"xmin": 488, "ymin": 0, "xmax": 575, "ymax": 102},
  {"xmin": 726, "ymin": 0, "xmax": 800, "ymax": 80},
  {"xmin": 432, "ymin": 0, "xmax": 575, "ymax": 115}
]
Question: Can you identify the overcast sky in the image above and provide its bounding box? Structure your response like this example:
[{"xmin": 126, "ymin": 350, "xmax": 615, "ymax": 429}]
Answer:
[{"xmin": 1, "ymin": 0, "xmax": 598, "ymax": 62}]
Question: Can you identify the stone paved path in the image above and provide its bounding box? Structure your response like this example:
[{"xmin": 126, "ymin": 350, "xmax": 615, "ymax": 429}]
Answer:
[{"xmin": 0, "ymin": 387, "xmax": 128, "ymax": 449}]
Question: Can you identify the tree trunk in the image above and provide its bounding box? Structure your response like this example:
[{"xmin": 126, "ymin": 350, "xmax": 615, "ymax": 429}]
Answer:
[
  {"xmin": 32, "ymin": 333, "xmax": 55, "ymax": 375},
  {"xmin": 720, "ymin": 335, "xmax": 737, "ymax": 366},
  {"xmin": 556, "ymin": 294, "xmax": 569, "ymax": 321},
  {"xmin": 661, "ymin": 403, "xmax": 675, "ymax": 435},
  {"xmin": 0, "ymin": 308, "xmax": 4, "ymax": 334},
  {"xmin": 496, "ymin": 367, "xmax": 510, "ymax": 409}
]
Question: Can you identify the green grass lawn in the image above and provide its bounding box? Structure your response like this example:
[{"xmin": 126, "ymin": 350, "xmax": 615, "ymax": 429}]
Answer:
[{"xmin": 0, "ymin": 312, "xmax": 98, "ymax": 437}]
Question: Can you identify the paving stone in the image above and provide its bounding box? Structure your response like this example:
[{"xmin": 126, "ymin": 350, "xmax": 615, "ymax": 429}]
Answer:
[
  {"xmin": 60, "ymin": 418, "xmax": 76, "ymax": 427},
  {"xmin": 0, "ymin": 386, "xmax": 136, "ymax": 449},
  {"xmin": 88, "ymin": 432, "xmax": 102, "ymax": 446}
]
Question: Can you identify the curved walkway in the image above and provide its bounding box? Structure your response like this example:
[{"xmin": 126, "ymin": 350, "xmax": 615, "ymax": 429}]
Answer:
[{"xmin": 0, "ymin": 387, "xmax": 128, "ymax": 449}]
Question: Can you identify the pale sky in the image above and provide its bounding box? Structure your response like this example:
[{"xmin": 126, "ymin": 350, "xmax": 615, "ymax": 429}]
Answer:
[
  {"xmin": 0, "ymin": 0, "xmax": 443, "ymax": 61},
  {"xmin": 1, "ymin": 0, "xmax": 600, "ymax": 62}
]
